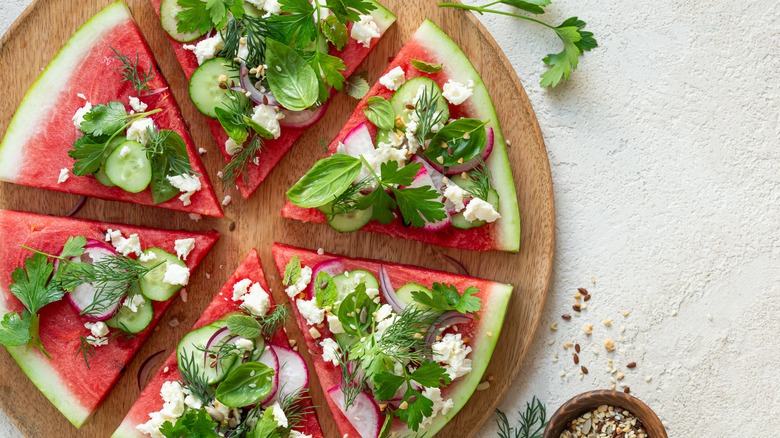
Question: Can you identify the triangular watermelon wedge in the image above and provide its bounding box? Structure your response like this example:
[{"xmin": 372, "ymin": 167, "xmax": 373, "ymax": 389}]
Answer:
[
  {"xmin": 149, "ymin": 0, "xmax": 396, "ymax": 199},
  {"xmin": 282, "ymin": 20, "xmax": 521, "ymax": 252},
  {"xmin": 113, "ymin": 249, "xmax": 324, "ymax": 438},
  {"xmin": 0, "ymin": 2, "xmax": 223, "ymax": 217},
  {"xmin": 0, "ymin": 209, "xmax": 219, "ymax": 428},
  {"xmin": 271, "ymin": 243, "xmax": 513, "ymax": 437}
]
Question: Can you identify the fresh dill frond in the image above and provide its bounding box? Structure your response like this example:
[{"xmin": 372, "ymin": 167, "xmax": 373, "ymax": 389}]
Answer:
[
  {"xmin": 280, "ymin": 386, "xmax": 316, "ymax": 429},
  {"xmin": 256, "ymin": 304, "xmax": 289, "ymax": 339},
  {"xmin": 414, "ymin": 83, "xmax": 446, "ymax": 146},
  {"xmin": 219, "ymin": 15, "xmax": 277, "ymax": 67},
  {"xmin": 146, "ymin": 127, "xmax": 196, "ymax": 177},
  {"xmin": 377, "ymin": 307, "xmax": 441, "ymax": 365},
  {"xmin": 495, "ymin": 397, "xmax": 548, "ymax": 438},
  {"xmin": 76, "ymin": 336, "xmax": 96, "ymax": 369},
  {"xmin": 110, "ymin": 47, "xmax": 155, "ymax": 94},
  {"xmin": 465, "ymin": 159, "xmax": 493, "ymax": 201},
  {"xmin": 178, "ymin": 350, "xmax": 213, "ymax": 405},
  {"xmin": 337, "ymin": 348, "xmax": 368, "ymax": 410},
  {"xmin": 221, "ymin": 134, "xmax": 264, "ymax": 187},
  {"xmin": 330, "ymin": 175, "xmax": 375, "ymax": 216}
]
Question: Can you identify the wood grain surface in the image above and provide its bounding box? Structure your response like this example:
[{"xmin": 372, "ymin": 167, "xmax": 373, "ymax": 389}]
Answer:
[{"xmin": 0, "ymin": 1, "xmax": 554, "ymax": 437}]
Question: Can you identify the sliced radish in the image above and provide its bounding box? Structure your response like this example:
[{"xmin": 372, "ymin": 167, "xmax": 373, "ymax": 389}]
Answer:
[
  {"xmin": 266, "ymin": 344, "xmax": 309, "ymax": 405},
  {"xmin": 308, "ymin": 259, "xmax": 347, "ymax": 297},
  {"xmin": 427, "ymin": 127, "xmax": 495, "ymax": 175},
  {"xmin": 280, "ymin": 103, "xmax": 328, "ymax": 129},
  {"xmin": 413, "ymin": 156, "xmax": 447, "ymax": 192},
  {"xmin": 340, "ymin": 122, "xmax": 375, "ymax": 158},
  {"xmin": 65, "ymin": 241, "xmax": 124, "ymax": 320},
  {"xmin": 327, "ymin": 385, "xmax": 383, "ymax": 438},
  {"xmin": 406, "ymin": 164, "xmax": 451, "ymax": 231},
  {"xmin": 257, "ymin": 346, "xmax": 280, "ymax": 405}
]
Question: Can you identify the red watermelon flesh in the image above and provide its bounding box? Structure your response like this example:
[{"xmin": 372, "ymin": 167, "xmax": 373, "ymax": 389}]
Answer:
[
  {"xmin": 282, "ymin": 20, "xmax": 522, "ymax": 252},
  {"xmin": 0, "ymin": 209, "xmax": 219, "ymax": 428},
  {"xmin": 271, "ymin": 243, "xmax": 513, "ymax": 437},
  {"xmin": 149, "ymin": 0, "xmax": 397, "ymax": 199},
  {"xmin": 0, "ymin": 2, "xmax": 223, "ymax": 217},
  {"xmin": 112, "ymin": 249, "xmax": 324, "ymax": 438}
]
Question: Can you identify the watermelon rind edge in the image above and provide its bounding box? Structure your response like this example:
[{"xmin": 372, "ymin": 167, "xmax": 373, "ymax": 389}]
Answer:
[
  {"xmin": 368, "ymin": 0, "xmax": 396, "ymax": 31},
  {"xmin": 0, "ymin": 1, "xmax": 131, "ymax": 182}
]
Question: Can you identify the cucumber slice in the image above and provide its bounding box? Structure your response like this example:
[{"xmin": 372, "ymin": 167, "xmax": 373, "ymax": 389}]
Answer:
[
  {"xmin": 95, "ymin": 136, "xmax": 126, "ymax": 187},
  {"xmin": 243, "ymin": 3, "xmax": 263, "ymax": 17},
  {"xmin": 332, "ymin": 269, "xmax": 379, "ymax": 302},
  {"xmin": 451, "ymin": 188, "xmax": 500, "ymax": 230},
  {"xmin": 395, "ymin": 283, "xmax": 432, "ymax": 310},
  {"xmin": 106, "ymin": 295, "xmax": 154, "ymax": 333},
  {"xmin": 160, "ymin": 0, "xmax": 206, "ymax": 42},
  {"xmin": 390, "ymin": 76, "xmax": 449, "ymax": 124},
  {"xmin": 189, "ymin": 58, "xmax": 245, "ymax": 119},
  {"xmin": 176, "ymin": 321, "xmax": 237, "ymax": 385},
  {"xmin": 139, "ymin": 248, "xmax": 186, "ymax": 301},
  {"xmin": 319, "ymin": 203, "xmax": 374, "ymax": 233},
  {"xmin": 104, "ymin": 140, "xmax": 152, "ymax": 193}
]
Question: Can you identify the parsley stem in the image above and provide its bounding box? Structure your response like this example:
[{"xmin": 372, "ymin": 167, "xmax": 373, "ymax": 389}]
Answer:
[
  {"xmin": 437, "ymin": 3, "xmax": 555, "ymax": 30},
  {"xmin": 19, "ymin": 245, "xmax": 67, "ymax": 262}
]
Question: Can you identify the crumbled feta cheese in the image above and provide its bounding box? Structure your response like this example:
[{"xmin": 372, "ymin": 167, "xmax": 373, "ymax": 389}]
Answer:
[
  {"xmin": 319, "ymin": 337, "xmax": 340, "ymax": 366},
  {"xmin": 366, "ymin": 143, "xmax": 407, "ymax": 174},
  {"xmin": 375, "ymin": 304, "xmax": 393, "ymax": 323},
  {"xmin": 432, "ymin": 333, "xmax": 473, "ymax": 380},
  {"xmin": 296, "ymin": 298, "xmax": 325, "ymax": 325},
  {"xmin": 182, "ymin": 387, "xmax": 202, "ymax": 410},
  {"xmin": 126, "ymin": 117, "xmax": 156, "ymax": 145},
  {"xmin": 234, "ymin": 337, "xmax": 255, "ymax": 351},
  {"xmin": 174, "ymin": 238, "xmax": 196, "ymax": 261},
  {"xmin": 119, "ymin": 145, "xmax": 132, "ymax": 158},
  {"xmin": 162, "ymin": 263, "xmax": 190, "ymax": 286},
  {"xmin": 270, "ymin": 402, "xmax": 288, "ymax": 428},
  {"xmin": 463, "ymin": 197, "xmax": 501, "ymax": 223},
  {"xmin": 123, "ymin": 294, "xmax": 146, "ymax": 313},
  {"xmin": 129, "ymin": 96, "xmax": 148, "ymax": 113},
  {"xmin": 86, "ymin": 336, "xmax": 108, "ymax": 347},
  {"xmin": 139, "ymin": 251, "xmax": 157, "ymax": 262},
  {"xmin": 57, "ymin": 168, "xmax": 69, "ymax": 184},
  {"xmin": 419, "ymin": 387, "xmax": 454, "ymax": 429},
  {"xmin": 72, "ymin": 101, "xmax": 92, "ymax": 128},
  {"xmin": 289, "ymin": 431, "xmax": 313, "ymax": 438},
  {"xmin": 188, "ymin": 213, "xmax": 202, "ymax": 222},
  {"xmin": 240, "ymin": 283, "xmax": 271, "ymax": 316},
  {"xmin": 327, "ymin": 313, "xmax": 345, "ymax": 334},
  {"xmin": 247, "ymin": 0, "xmax": 281, "ymax": 15},
  {"xmin": 317, "ymin": 248, "xmax": 325, "ymax": 255},
  {"xmin": 167, "ymin": 174, "xmax": 202, "ymax": 206},
  {"xmin": 106, "ymin": 229, "xmax": 143, "ymax": 257},
  {"xmin": 182, "ymin": 34, "xmax": 224, "ymax": 65},
  {"xmin": 351, "ymin": 15, "xmax": 380, "ymax": 48},
  {"xmin": 379, "ymin": 66, "xmax": 405, "ymax": 91},
  {"xmin": 284, "ymin": 266, "xmax": 312, "ymax": 298},
  {"xmin": 251, "ymin": 104, "xmax": 284, "ymax": 139},
  {"xmin": 137, "ymin": 381, "xmax": 189, "ymax": 438},
  {"xmin": 374, "ymin": 313, "xmax": 399, "ymax": 340},
  {"xmin": 442, "ymin": 80, "xmax": 474, "ymax": 106},
  {"xmin": 222, "ymin": 195, "xmax": 232, "ymax": 206},
  {"xmin": 85, "ymin": 321, "xmax": 109, "ymax": 338},
  {"xmin": 198, "ymin": 147, "xmax": 207, "ymax": 155},
  {"xmin": 232, "ymin": 278, "xmax": 254, "ymax": 301},
  {"xmin": 77, "ymin": 93, "xmax": 87, "ymax": 100},
  {"xmin": 444, "ymin": 183, "xmax": 469, "ymax": 212},
  {"xmin": 225, "ymin": 138, "xmax": 244, "ymax": 156}
]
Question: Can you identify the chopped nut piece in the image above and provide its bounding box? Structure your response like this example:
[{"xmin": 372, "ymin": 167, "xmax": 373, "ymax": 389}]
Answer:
[
  {"xmin": 550, "ymin": 322, "xmax": 558, "ymax": 331},
  {"xmin": 476, "ymin": 381, "xmax": 490, "ymax": 391},
  {"xmin": 645, "ymin": 375, "xmax": 653, "ymax": 382},
  {"xmin": 583, "ymin": 325, "xmax": 593, "ymax": 335},
  {"xmin": 603, "ymin": 318, "xmax": 613, "ymax": 327},
  {"xmin": 604, "ymin": 339, "xmax": 616, "ymax": 352},
  {"xmin": 563, "ymin": 341, "xmax": 574, "ymax": 350},
  {"xmin": 622, "ymin": 310, "xmax": 631, "ymax": 317}
]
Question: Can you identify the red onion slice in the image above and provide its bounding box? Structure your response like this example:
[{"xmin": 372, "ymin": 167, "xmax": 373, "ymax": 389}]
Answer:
[
  {"xmin": 203, "ymin": 327, "xmax": 232, "ymax": 369},
  {"xmin": 424, "ymin": 311, "xmax": 473, "ymax": 346},
  {"xmin": 378, "ymin": 266, "xmax": 405, "ymax": 313},
  {"xmin": 137, "ymin": 350, "xmax": 166, "ymax": 390},
  {"xmin": 237, "ymin": 61, "xmax": 279, "ymax": 106},
  {"xmin": 66, "ymin": 196, "xmax": 88, "ymax": 217},
  {"xmin": 279, "ymin": 103, "xmax": 328, "ymax": 129},
  {"xmin": 439, "ymin": 253, "xmax": 470, "ymax": 276}
]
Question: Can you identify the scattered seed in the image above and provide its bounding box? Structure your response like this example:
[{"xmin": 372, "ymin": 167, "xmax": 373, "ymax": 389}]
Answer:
[
  {"xmin": 573, "ymin": 354, "xmax": 580, "ymax": 364},
  {"xmin": 583, "ymin": 325, "xmax": 593, "ymax": 335},
  {"xmin": 624, "ymin": 386, "xmax": 631, "ymax": 394},
  {"xmin": 229, "ymin": 222, "xmax": 236, "ymax": 231},
  {"xmin": 584, "ymin": 294, "xmax": 591, "ymax": 302},
  {"xmin": 603, "ymin": 319, "xmax": 613, "ymax": 327},
  {"xmin": 550, "ymin": 322, "xmax": 558, "ymax": 331},
  {"xmin": 627, "ymin": 362, "xmax": 637, "ymax": 368},
  {"xmin": 581, "ymin": 366, "xmax": 589, "ymax": 374},
  {"xmin": 578, "ymin": 287, "xmax": 589, "ymax": 295},
  {"xmin": 575, "ymin": 343, "xmax": 581, "ymax": 353},
  {"xmin": 573, "ymin": 303, "xmax": 582, "ymax": 312},
  {"xmin": 562, "ymin": 314, "xmax": 572, "ymax": 320},
  {"xmin": 476, "ymin": 381, "xmax": 490, "ymax": 391}
]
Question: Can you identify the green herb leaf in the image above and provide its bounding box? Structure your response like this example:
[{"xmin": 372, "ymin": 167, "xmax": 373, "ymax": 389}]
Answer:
[
  {"xmin": 540, "ymin": 17, "xmax": 597, "ymax": 87},
  {"xmin": 346, "ymin": 72, "xmax": 370, "ymax": 99},
  {"xmin": 10, "ymin": 253, "xmax": 63, "ymax": 315},
  {"xmin": 286, "ymin": 153, "xmax": 362, "ymax": 208},
  {"xmin": 79, "ymin": 101, "xmax": 129, "ymax": 137},
  {"xmin": 227, "ymin": 315, "xmax": 263, "ymax": 338},
  {"xmin": 251, "ymin": 407, "xmax": 285, "ymax": 438},
  {"xmin": 266, "ymin": 1, "xmax": 317, "ymax": 48},
  {"xmin": 146, "ymin": 128, "xmax": 195, "ymax": 205},
  {"xmin": 325, "ymin": 0, "xmax": 376, "ymax": 23},
  {"xmin": 314, "ymin": 271, "xmax": 338, "ymax": 308},
  {"xmin": 409, "ymin": 359, "xmax": 451, "ymax": 387},
  {"xmin": 337, "ymin": 284, "xmax": 378, "ymax": 336},
  {"xmin": 309, "ymin": 50, "xmax": 347, "ymax": 91},
  {"xmin": 176, "ymin": 0, "xmax": 213, "ymax": 34},
  {"xmin": 392, "ymin": 185, "xmax": 448, "ymax": 227},
  {"xmin": 397, "ymin": 391, "xmax": 434, "ymax": 431},
  {"xmin": 364, "ymin": 96, "xmax": 395, "ymax": 131},
  {"xmin": 500, "ymin": 0, "xmax": 551, "ymax": 14},
  {"xmin": 356, "ymin": 183, "xmax": 397, "ymax": 224},
  {"xmin": 379, "ymin": 160, "xmax": 420, "ymax": 186},
  {"xmin": 111, "ymin": 48, "xmax": 155, "ymax": 94},
  {"xmin": 425, "ymin": 118, "xmax": 488, "ymax": 167},
  {"xmin": 495, "ymin": 397, "xmax": 548, "ymax": 438},
  {"xmin": 411, "ymin": 59, "xmax": 443, "ymax": 74},
  {"xmin": 243, "ymin": 115, "xmax": 276, "ymax": 140},
  {"xmin": 68, "ymin": 135, "xmax": 108, "ymax": 176},
  {"xmin": 0, "ymin": 312, "xmax": 31, "ymax": 347},
  {"xmin": 321, "ymin": 14, "xmax": 348, "ymax": 50},
  {"xmin": 215, "ymin": 107, "xmax": 249, "ymax": 144},
  {"xmin": 160, "ymin": 407, "xmax": 219, "ymax": 438},
  {"xmin": 265, "ymin": 38, "xmax": 320, "ymax": 111},
  {"xmin": 59, "ymin": 236, "xmax": 86, "ymax": 259},
  {"xmin": 412, "ymin": 283, "xmax": 482, "ymax": 315},
  {"xmin": 372, "ymin": 371, "xmax": 405, "ymax": 401},
  {"xmin": 283, "ymin": 256, "xmax": 302, "ymax": 286},
  {"xmin": 215, "ymin": 362, "xmax": 275, "ymax": 407}
]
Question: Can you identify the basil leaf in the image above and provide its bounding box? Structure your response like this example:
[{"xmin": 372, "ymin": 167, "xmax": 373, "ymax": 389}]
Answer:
[
  {"xmin": 215, "ymin": 362, "xmax": 275, "ymax": 408},
  {"xmin": 346, "ymin": 72, "xmax": 370, "ymax": 99},
  {"xmin": 424, "ymin": 118, "xmax": 489, "ymax": 167},
  {"xmin": 265, "ymin": 38, "xmax": 319, "ymax": 111},
  {"xmin": 321, "ymin": 15, "xmax": 348, "ymax": 50},
  {"xmin": 364, "ymin": 96, "xmax": 395, "ymax": 131},
  {"xmin": 0, "ymin": 312, "xmax": 31, "ymax": 347},
  {"xmin": 411, "ymin": 59, "xmax": 443, "ymax": 74},
  {"xmin": 215, "ymin": 107, "xmax": 249, "ymax": 144},
  {"xmin": 314, "ymin": 271, "xmax": 338, "ymax": 308},
  {"xmin": 242, "ymin": 115, "xmax": 275, "ymax": 140},
  {"xmin": 286, "ymin": 154, "xmax": 362, "ymax": 208}
]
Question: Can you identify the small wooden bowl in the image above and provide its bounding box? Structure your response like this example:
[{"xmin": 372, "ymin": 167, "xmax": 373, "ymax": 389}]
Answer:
[{"xmin": 544, "ymin": 390, "xmax": 667, "ymax": 438}]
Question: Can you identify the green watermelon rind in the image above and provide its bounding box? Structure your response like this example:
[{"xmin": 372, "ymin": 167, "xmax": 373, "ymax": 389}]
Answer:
[
  {"xmin": 367, "ymin": 0, "xmax": 396, "ymax": 32},
  {"xmin": 0, "ymin": 1, "xmax": 131, "ymax": 182},
  {"xmin": 414, "ymin": 20, "xmax": 522, "ymax": 253}
]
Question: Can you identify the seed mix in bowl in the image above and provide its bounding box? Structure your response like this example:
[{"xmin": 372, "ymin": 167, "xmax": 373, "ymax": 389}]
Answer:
[{"xmin": 560, "ymin": 404, "xmax": 648, "ymax": 438}]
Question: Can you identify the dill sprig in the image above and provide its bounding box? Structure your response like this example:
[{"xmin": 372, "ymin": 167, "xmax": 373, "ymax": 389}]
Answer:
[
  {"xmin": 76, "ymin": 336, "xmax": 96, "ymax": 369},
  {"xmin": 220, "ymin": 15, "xmax": 278, "ymax": 68},
  {"xmin": 495, "ymin": 397, "xmax": 548, "ymax": 438},
  {"xmin": 280, "ymin": 386, "xmax": 316, "ymax": 429},
  {"xmin": 337, "ymin": 348, "xmax": 368, "ymax": 410},
  {"xmin": 330, "ymin": 175, "xmax": 375, "ymax": 216},
  {"xmin": 377, "ymin": 307, "xmax": 441, "ymax": 365},
  {"xmin": 146, "ymin": 127, "xmax": 196, "ymax": 177},
  {"xmin": 464, "ymin": 159, "xmax": 493, "ymax": 201},
  {"xmin": 256, "ymin": 304, "xmax": 289, "ymax": 339},
  {"xmin": 178, "ymin": 350, "xmax": 213, "ymax": 405},
  {"xmin": 110, "ymin": 47, "xmax": 155, "ymax": 94},
  {"xmin": 221, "ymin": 134, "xmax": 264, "ymax": 187},
  {"xmin": 413, "ymin": 83, "xmax": 447, "ymax": 146}
]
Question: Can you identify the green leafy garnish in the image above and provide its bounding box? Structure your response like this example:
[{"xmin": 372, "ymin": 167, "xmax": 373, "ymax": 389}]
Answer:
[
  {"xmin": 412, "ymin": 82, "xmax": 447, "ymax": 146},
  {"xmin": 374, "ymin": 360, "xmax": 451, "ymax": 431},
  {"xmin": 178, "ymin": 350, "xmax": 214, "ymax": 405},
  {"xmin": 321, "ymin": 14, "xmax": 348, "ymax": 50},
  {"xmin": 345, "ymin": 71, "xmax": 370, "ymax": 99},
  {"xmin": 313, "ymin": 271, "xmax": 338, "ymax": 308},
  {"xmin": 226, "ymin": 305, "xmax": 289, "ymax": 339},
  {"xmin": 283, "ymin": 256, "xmax": 302, "ymax": 286},
  {"xmin": 215, "ymin": 362, "xmax": 275, "ymax": 407},
  {"xmin": 438, "ymin": 1, "xmax": 597, "ymax": 87},
  {"xmin": 222, "ymin": 135, "xmax": 264, "ymax": 187},
  {"xmin": 0, "ymin": 312, "xmax": 32, "ymax": 347},
  {"xmin": 79, "ymin": 101, "xmax": 130, "ymax": 137},
  {"xmin": 250, "ymin": 407, "xmax": 284, "ymax": 438},
  {"xmin": 146, "ymin": 127, "xmax": 196, "ymax": 204},
  {"xmin": 363, "ymin": 96, "xmax": 395, "ymax": 131},
  {"xmin": 411, "ymin": 59, "xmax": 443, "ymax": 74},
  {"xmin": 265, "ymin": 38, "xmax": 320, "ymax": 111},
  {"xmin": 111, "ymin": 47, "xmax": 155, "ymax": 95},
  {"xmin": 424, "ymin": 118, "xmax": 488, "ymax": 167},
  {"xmin": 412, "ymin": 283, "xmax": 482, "ymax": 315},
  {"xmin": 175, "ymin": 0, "xmax": 245, "ymax": 35},
  {"xmin": 337, "ymin": 284, "xmax": 378, "ymax": 336},
  {"xmin": 160, "ymin": 407, "xmax": 219, "ymax": 438},
  {"xmin": 495, "ymin": 397, "xmax": 548, "ymax": 438},
  {"xmin": 286, "ymin": 153, "xmax": 363, "ymax": 208}
]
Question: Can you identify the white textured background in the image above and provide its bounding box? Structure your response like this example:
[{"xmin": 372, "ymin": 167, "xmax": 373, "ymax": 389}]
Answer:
[{"xmin": 2, "ymin": 0, "xmax": 779, "ymax": 436}]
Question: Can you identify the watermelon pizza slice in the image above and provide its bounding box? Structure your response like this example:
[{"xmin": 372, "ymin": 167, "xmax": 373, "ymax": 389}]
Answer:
[
  {"xmin": 150, "ymin": 0, "xmax": 396, "ymax": 199},
  {"xmin": 283, "ymin": 19, "xmax": 521, "ymax": 252},
  {"xmin": 0, "ymin": 2, "xmax": 223, "ymax": 217},
  {"xmin": 272, "ymin": 243, "xmax": 513, "ymax": 437},
  {"xmin": 114, "ymin": 249, "xmax": 323, "ymax": 438},
  {"xmin": 0, "ymin": 209, "xmax": 218, "ymax": 428}
]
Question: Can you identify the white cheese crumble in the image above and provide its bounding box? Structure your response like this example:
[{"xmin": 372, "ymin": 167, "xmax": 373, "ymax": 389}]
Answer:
[
  {"xmin": 166, "ymin": 174, "xmax": 202, "ymax": 206},
  {"xmin": 379, "ymin": 66, "xmax": 406, "ymax": 91},
  {"xmin": 442, "ymin": 80, "xmax": 475, "ymax": 106},
  {"xmin": 105, "ymin": 229, "xmax": 143, "ymax": 257},
  {"xmin": 174, "ymin": 238, "xmax": 196, "ymax": 261},
  {"xmin": 309, "ymin": 326, "xmax": 321, "ymax": 339},
  {"xmin": 319, "ymin": 337, "xmax": 340, "ymax": 366},
  {"xmin": 296, "ymin": 298, "xmax": 325, "ymax": 325},
  {"xmin": 126, "ymin": 117, "xmax": 156, "ymax": 145},
  {"xmin": 188, "ymin": 213, "xmax": 202, "ymax": 222},
  {"xmin": 234, "ymin": 337, "xmax": 255, "ymax": 350},
  {"xmin": 162, "ymin": 263, "xmax": 190, "ymax": 286},
  {"xmin": 232, "ymin": 278, "xmax": 254, "ymax": 301},
  {"xmin": 222, "ymin": 195, "xmax": 232, "ymax": 207},
  {"xmin": 136, "ymin": 380, "xmax": 186, "ymax": 437},
  {"xmin": 289, "ymin": 431, "xmax": 313, "ymax": 438},
  {"xmin": 182, "ymin": 33, "xmax": 224, "ymax": 65},
  {"xmin": 247, "ymin": 0, "xmax": 281, "ymax": 15},
  {"xmin": 240, "ymin": 283, "xmax": 271, "ymax": 316},
  {"xmin": 225, "ymin": 138, "xmax": 244, "ymax": 156},
  {"xmin": 119, "ymin": 145, "xmax": 132, "ymax": 158},
  {"xmin": 419, "ymin": 387, "xmax": 454, "ymax": 429},
  {"xmin": 57, "ymin": 168, "xmax": 69, "ymax": 184},
  {"xmin": 251, "ymin": 104, "xmax": 284, "ymax": 139},
  {"xmin": 351, "ymin": 14, "xmax": 380, "ymax": 48},
  {"xmin": 270, "ymin": 402, "xmax": 288, "ymax": 428},
  {"xmin": 463, "ymin": 197, "xmax": 501, "ymax": 223},
  {"xmin": 72, "ymin": 101, "xmax": 92, "ymax": 128},
  {"xmin": 122, "ymin": 294, "xmax": 146, "ymax": 313},
  {"xmin": 432, "ymin": 333, "xmax": 473, "ymax": 380},
  {"xmin": 198, "ymin": 147, "xmax": 207, "ymax": 155},
  {"xmin": 327, "ymin": 313, "xmax": 345, "ymax": 334},
  {"xmin": 85, "ymin": 321, "xmax": 109, "ymax": 338},
  {"xmin": 443, "ymin": 183, "xmax": 469, "ymax": 212},
  {"xmin": 139, "ymin": 251, "xmax": 157, "ymax": 262},
  {"xmin": 284, "ymin": 266, "xmax": 312, "ymax": 298},
  {"xmin": 129, "ymin": 96, "xmax": 148, "ymax": 113}
]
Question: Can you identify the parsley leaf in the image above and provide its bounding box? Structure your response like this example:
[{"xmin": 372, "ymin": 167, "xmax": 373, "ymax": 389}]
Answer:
[
  {"xmin": 412, "ymin": 283, "xmax": 482, "ymax": 315},
  {"xmin": 176, "ymin": 0, "xmax": 213, "ymax": 34},
  {"xmin": 68, "ymin": 135, "xmax": 108, "ymax": 176},
  {"xmin": 11, "ymin": 253, "xmax": 63, "ymax": 315},
  {"xmin": 252, "ymin": 407, "xmax": 285, "ymax": 438},
  {"xmin": 325, "ymin": 0, "xmax": 376, "ymax": 24},
  {"xmin": 79, "ymin": 101, "xmax": 128, "ymax": 137},
  {"xmin": 356, "ymin": 183, "xmax": 397, "ymax": 224},
  {"xmin": 398, "ymin": 393, "xmax": 434, "ymax": 432},
  {"xmin": 309, "ymin": 50, "xmax": 347, "ymax": 91},
  {"xmin": 378, "ymin": 160, "xmax": 419, "ymax": 186},
  {"xmin": 392, "ymin": 185, "xmax": 448, "ymax": 227},
  {"xmin": 267, "ymin": 0, "xmax": 317, "ymax": 48},
  {"xmin": 146, "ymin": 128, "xmax": 196, "ymax": 204},
  {"xmin": 160, "ymin": 407, "xmax": 219, "ymax": 438},
  {"xmin": 372, "ymin": 371, "xmax": 405, "ymax": 401},
  {"xmin": 283, "ymin": 256, "xmax": 302, "ymax": 286},
  {"xmin": 412, "ymin": 359, "xmax": 452, "ymax": 387},
  {"xmin": 0, "ymin": 312, "xmax": 31, "ymax": 347},
  {"xmin": 58, "ymin": 236, "xmax": 86, "ymax": 259},
  {"xmin": 364, "ymin": 96, "xmax": 395, "ymax": 131},
  {"xmin": 500, "ymin": 0, "xmax": 551, "ymax": 15}
]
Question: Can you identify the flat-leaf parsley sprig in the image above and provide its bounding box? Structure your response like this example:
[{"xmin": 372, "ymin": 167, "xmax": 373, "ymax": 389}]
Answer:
[{"xmin": 439, "ymin": 1, "xmax": 597, "ymax": 87}]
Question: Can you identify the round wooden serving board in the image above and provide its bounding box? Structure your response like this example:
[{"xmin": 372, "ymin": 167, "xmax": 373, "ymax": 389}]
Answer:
[{"xmin": 0, "ymin": 1, "xmax": 554, "ymax": 437}]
